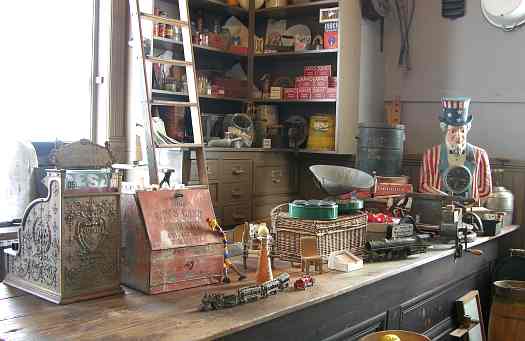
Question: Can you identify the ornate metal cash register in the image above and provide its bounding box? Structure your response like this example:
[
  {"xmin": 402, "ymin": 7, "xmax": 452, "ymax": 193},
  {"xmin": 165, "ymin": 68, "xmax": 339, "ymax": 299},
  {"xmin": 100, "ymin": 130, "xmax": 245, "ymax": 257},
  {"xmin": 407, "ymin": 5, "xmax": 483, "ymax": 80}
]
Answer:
[{"xmin": 3, "ymin": 140, "xmax": 122, "ymax": 304}]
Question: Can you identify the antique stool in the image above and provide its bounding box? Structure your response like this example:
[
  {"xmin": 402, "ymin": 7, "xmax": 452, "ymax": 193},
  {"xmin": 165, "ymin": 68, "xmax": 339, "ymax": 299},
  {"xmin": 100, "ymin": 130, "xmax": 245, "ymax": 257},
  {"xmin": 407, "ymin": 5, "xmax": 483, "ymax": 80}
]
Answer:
[{"xmin": 300, "ymin": 236, "xmax": 323, "ymax": 275}]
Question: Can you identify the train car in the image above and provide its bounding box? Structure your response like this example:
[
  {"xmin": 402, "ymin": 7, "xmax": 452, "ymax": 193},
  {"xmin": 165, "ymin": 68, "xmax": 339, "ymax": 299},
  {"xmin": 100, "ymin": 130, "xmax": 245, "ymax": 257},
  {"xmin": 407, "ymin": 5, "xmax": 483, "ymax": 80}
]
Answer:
[
  {"xmin": 365, "ymin": 237, "xmax": 428, "ymax": 262},
  {"xmin": 238, "ymin": 285, "xmax": 262, "ymax": 304},
  {"xmin": 275, "ymin": 272, "xmax": 290, "ymax": 290},
  {"xmin": 200, "ymin": 293, "xmax": 239, "ymax": 311},
  {"xmin": 261, "ymin": 279, "xmax": 280, "ymax": 297},
  {"xmin": 294, "ymin": 275, "xmax": 315, "ymax": 290}
]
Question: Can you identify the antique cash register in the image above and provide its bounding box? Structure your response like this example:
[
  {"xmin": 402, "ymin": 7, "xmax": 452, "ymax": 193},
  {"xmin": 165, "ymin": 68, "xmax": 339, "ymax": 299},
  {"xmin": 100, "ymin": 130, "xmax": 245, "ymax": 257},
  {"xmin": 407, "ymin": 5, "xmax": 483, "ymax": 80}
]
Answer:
[{"xmin": 3, "ymin": 140, "xmax": 122, "ymax": 304}]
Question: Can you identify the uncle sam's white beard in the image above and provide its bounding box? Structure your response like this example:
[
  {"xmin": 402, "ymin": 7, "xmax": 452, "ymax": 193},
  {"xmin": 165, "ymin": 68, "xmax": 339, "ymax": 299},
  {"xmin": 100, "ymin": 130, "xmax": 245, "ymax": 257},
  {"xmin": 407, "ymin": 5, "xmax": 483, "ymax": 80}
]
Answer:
[{"xmin": 446, "ymin": 140, "xmax": 466, "ymax": 156}]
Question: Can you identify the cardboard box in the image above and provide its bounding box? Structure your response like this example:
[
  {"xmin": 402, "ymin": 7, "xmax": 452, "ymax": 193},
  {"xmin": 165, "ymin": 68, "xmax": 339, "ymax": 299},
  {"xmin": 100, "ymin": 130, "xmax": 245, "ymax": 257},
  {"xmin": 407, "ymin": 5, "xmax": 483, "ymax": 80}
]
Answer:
[
  {"xmin": 298, "ymin": 87, "xmax": 312, "ymax": 100},
  {"xmin": 304, "ymin": 65, "xmax": 332, "ymax": 77},
  {"xmin": 324, "ymin": 31, "xmax": 338, "ymax": 49},
  {"xmin": 311, "ymin": 87, "xmax": 327, "ymax": 100},
  {"xmin": 312, "ymin": 76, "xmax": 329, "ymax": 88},
  {"xmin": 327, "ymin": 87, "xmax": 337, "ymax": 99},
  {"xmin": 283, "ymin": 88, "xmax": 298, "ymax": 100},
  {"xmin": 329, "ymin": 76, "xmax": 337, "ymax": 88},
  {"xmin": 211, "ymin": 85, "xmax": 225, "ymax": 97},
  {"xmin": 295, "ymin": 76, "xmax": 313, "ymax": 88},
  {"xmin": 270, "ymin": 86, "xmax": 283, "ymax": 99}
]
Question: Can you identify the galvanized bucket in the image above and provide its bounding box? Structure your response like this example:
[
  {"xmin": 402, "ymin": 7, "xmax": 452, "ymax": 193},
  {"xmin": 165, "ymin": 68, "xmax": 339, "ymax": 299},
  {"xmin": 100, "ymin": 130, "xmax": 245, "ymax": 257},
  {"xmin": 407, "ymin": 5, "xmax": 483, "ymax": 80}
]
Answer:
[{"xmin": 356, "ymin": 123, "xmax": 405, "ymax": 177}]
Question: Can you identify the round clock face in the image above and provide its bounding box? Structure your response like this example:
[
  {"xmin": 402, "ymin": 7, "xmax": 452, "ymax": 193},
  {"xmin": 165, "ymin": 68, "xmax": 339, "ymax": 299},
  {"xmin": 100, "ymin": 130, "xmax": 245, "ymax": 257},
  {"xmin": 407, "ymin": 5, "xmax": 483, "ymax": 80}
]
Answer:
[{"xmin": 444, "ymin": 166, "xmax": 472, "ymax": 194}]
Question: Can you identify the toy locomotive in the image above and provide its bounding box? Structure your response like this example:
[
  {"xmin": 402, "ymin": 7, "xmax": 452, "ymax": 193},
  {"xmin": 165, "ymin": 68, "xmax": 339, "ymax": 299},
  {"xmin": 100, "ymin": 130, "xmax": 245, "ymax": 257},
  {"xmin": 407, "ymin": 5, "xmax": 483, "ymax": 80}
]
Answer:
[
  {"xmin": 364, "ymin": 237, "xmax": 429, "ymax": 263},
  {"xmin": 200, "ymin": 272, "xmax": 290, "ymax": 311}
]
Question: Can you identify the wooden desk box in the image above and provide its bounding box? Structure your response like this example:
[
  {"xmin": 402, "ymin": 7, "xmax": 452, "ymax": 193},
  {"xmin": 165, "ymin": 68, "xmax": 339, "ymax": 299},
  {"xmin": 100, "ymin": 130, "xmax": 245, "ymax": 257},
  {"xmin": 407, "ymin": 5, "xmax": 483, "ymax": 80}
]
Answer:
[{"xmin": 120, "ymin": 186, "xmax": 223, "ymax": 294}]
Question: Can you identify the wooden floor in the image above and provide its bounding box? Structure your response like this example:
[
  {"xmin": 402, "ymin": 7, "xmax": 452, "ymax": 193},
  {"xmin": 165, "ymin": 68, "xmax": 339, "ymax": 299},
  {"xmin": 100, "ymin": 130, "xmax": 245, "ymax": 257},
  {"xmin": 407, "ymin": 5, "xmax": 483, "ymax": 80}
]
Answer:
[{"xmin": 0, "ymin": 226, "xmax": 518, "ymax": 341}]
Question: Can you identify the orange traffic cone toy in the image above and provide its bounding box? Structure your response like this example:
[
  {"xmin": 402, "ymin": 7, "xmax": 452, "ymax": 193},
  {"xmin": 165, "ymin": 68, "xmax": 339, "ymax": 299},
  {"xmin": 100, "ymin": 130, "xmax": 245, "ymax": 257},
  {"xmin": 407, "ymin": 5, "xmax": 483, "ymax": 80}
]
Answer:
[{"xmin": 256, "ymin": 224, "xmax": 273, "ymax": 284}]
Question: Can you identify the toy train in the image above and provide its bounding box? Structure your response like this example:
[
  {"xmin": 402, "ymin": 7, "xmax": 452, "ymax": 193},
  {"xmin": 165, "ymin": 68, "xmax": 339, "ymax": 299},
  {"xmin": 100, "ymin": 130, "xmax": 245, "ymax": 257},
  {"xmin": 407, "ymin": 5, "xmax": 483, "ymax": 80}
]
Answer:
[
  {"xmin": 200, "ymin": 272, "xmax": 290, "ymax": 311},
  {"xmin": 364, "ymin": 236, "xmax": 430, "ymax": 263}
]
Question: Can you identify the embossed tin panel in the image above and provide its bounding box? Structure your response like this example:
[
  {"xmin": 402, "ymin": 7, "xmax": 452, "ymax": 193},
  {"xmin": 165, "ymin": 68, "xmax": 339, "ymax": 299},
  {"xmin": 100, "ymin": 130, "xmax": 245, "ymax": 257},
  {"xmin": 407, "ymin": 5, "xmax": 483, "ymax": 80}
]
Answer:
[{"xmin": 136, "ymin": 188, "xmax": 221, "ymax": 250}]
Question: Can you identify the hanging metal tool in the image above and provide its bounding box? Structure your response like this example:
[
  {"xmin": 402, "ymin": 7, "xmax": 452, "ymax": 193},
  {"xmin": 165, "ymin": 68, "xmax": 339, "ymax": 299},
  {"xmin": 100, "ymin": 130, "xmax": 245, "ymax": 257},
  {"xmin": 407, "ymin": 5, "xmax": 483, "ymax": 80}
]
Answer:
[{"xmin": 394, "ymin": 0, "xmax": 416, "ymax": 70}]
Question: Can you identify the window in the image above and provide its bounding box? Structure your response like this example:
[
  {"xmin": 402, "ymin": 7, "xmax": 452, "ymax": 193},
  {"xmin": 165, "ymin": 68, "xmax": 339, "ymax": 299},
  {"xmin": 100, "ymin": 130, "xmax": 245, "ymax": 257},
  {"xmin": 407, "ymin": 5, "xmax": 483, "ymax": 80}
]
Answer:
[{"xmin": 0, "ymin": 1, "xmax": 99, "ymax": 142}]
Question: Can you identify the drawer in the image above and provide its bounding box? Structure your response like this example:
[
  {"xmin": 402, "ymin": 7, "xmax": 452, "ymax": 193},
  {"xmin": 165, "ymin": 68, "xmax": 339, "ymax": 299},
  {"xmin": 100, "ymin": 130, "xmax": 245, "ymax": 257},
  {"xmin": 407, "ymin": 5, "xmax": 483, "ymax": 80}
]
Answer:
[
  {"xmin": 190, "ymin": 159, "xmax": 218, "ymax": 181},
  {"xmin": 221, "ymin": 160, "xmax": 252, "ymax": 184},
  {"xmin": 254, "ymin": 165, "xmax": 290, "ymax": 195},
  {"xmin": 223, "ymin": 203, "xmax": 252, "ymax": 226},
  {"xmin": 219, "ymin": 182, "xmax": 251, "ymax": 204}
]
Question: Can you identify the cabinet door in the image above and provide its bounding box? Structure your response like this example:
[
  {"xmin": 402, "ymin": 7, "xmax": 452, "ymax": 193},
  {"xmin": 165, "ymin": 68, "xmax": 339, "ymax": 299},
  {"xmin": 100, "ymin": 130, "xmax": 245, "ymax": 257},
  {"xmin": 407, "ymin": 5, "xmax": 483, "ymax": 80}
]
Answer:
[{"xmin": 322, "ymin": 313, "xmax": 387, "ymax": 341}]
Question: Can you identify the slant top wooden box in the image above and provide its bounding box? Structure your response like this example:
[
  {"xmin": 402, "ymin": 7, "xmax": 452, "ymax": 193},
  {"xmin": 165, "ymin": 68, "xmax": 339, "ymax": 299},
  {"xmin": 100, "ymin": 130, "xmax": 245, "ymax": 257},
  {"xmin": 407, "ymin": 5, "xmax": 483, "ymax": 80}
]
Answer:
[{"xmin": 121, "ymin": 186, "xmax": 224, "ymax": 294}]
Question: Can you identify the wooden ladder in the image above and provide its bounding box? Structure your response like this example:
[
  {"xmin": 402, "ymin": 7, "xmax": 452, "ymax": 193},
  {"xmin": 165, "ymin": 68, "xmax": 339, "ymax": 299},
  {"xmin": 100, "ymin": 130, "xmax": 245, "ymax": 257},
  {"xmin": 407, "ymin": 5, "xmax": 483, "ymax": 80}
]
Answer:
[{"xmin": 129, "ymin": 0, "xmax": 208, "ymax": 186}]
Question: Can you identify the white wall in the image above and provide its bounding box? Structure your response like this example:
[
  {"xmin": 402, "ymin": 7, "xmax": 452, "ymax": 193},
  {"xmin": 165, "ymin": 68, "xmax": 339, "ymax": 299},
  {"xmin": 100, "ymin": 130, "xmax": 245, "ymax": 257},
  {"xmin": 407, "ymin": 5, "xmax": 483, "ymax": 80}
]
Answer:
[{"xmin": 384, "ymin": 0, "xmax": 525, "ymax": 159}]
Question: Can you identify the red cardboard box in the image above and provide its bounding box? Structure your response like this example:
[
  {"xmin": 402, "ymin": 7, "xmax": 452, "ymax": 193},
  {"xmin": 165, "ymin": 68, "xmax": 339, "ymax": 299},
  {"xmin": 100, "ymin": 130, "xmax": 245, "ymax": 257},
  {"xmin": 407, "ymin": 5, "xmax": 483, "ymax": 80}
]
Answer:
[
  {"xmin": 283, "ymin": 88, "xmax": 298, "ymax": 100},
  {"xmin": 211, "ymin": 85, "xmax": 225, "ymax": 97},
  {"xmin": 298, "ymin": 87, "xmax": 312, "ymax": 100},
  {"xmin": 312, "ymin": 76, "xmax": 329, "ymax": 88},
  {"xmin": 329, "ymin": 76, "xmax": 337, "ymax": 88},
  {"xmin": 327, "ymin": 87, "xmax": 337, "ymax": 99},
  {"xmin": 304, "ymin": 65, "xmax": 332, "ymax": 77},
  {"xmin": 311, "ymin": 87, "xmax": 327, "ymax": 100},
  {"xmin": 296, "ymin": 76, "xmax": 314, "ymax": 88}
]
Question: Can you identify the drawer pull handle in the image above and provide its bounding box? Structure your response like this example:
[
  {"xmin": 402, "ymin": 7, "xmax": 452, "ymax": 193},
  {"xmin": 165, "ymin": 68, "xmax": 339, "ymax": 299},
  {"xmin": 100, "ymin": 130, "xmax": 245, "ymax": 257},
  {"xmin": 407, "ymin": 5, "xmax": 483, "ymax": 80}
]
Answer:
[
  {"xmin": 232, "ymin": 169, "xmax": 245, "ymax": 175},
  {"xmin": 272, "ymin": 178, "xmax": 281, "ymax": 184},
  {"xmin": 233, "ymin": 214, "xmax": 246, "ymax": 220},
  {"xmin": 231, "ymin": 190, "xmax": 242, "ymax": 197},
  {"xmin": 174, "ymin": 193, "xmax": 184, "ymax": 198}
]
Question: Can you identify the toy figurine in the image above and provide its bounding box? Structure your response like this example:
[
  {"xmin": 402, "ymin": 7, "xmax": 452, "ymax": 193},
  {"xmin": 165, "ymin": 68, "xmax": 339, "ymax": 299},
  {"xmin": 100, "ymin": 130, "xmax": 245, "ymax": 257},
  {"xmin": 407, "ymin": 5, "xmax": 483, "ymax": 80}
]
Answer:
[
  {"xmin": 419, "ymin": 97, "xmax": 492, "ymax": 201},
  {"xmin": 255, "ymin": 224, "xmax": 273, "ymax": 284},
  {"xmin": 207, "ymin": 218, "xmax": 246, "ymax": 283}
]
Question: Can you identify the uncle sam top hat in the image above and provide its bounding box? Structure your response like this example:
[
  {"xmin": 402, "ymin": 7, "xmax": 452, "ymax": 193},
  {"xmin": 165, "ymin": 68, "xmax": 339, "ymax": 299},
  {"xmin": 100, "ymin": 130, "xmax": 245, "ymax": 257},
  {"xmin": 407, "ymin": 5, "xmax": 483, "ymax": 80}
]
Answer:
[{"xmin": 439, "ymin": 96, "xmax": 473, "ymax": 126}]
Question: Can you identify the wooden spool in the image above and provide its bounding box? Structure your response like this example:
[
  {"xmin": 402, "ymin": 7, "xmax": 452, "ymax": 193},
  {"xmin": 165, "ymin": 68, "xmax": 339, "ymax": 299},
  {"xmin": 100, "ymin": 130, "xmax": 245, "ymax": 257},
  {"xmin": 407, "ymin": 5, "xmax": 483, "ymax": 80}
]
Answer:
[
  {"xmin": 489, "ymin": 280, "xmax": 525, "ymax": 341},
  {"xmin": 359, "ymin": 330, "xmax": 430, "ymax": 341}
]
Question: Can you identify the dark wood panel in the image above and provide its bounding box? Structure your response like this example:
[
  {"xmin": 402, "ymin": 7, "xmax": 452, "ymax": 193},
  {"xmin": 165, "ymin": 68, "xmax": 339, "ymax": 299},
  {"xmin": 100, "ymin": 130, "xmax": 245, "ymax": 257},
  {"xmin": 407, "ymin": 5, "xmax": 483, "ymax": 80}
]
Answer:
[{"xmin": 322, "ymin": 313, "xmax": 387, "ymax": 341}]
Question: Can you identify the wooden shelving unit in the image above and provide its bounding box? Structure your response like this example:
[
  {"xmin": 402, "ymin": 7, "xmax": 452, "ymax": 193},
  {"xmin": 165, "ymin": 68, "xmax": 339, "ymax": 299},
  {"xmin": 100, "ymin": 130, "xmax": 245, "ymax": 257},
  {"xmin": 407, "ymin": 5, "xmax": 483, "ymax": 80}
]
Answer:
[
  {"xmin": 255, "ymin": 0, "xmax": 339, "ymax": 18},
  {"xmin": 255, "ymin": 48, "xmax": 338, "ymax": 58}
]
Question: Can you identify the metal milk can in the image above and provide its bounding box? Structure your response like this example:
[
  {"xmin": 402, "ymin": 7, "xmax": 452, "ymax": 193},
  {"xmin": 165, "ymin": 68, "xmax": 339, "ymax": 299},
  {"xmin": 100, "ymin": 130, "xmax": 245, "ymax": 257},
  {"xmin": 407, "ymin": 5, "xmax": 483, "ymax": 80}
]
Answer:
[{"xmin": 486, "ymin": 169, "xmax": 514, "ymax": 225}]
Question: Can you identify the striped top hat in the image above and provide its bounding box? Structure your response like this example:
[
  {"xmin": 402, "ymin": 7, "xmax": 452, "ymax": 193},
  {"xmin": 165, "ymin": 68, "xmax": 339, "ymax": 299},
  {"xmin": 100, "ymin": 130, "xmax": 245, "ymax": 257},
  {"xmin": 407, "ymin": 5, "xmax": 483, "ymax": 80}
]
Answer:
[{"xmin": 439, "ymin": 96, "xmax": 473, "ymax": 126}]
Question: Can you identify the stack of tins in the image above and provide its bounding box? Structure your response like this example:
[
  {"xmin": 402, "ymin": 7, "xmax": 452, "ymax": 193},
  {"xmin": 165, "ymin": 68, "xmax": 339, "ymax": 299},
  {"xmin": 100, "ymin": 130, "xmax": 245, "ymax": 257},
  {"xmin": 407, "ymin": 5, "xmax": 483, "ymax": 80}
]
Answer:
[
  {"xmin": 306, "ymin": 115, "xmax": 336, "ymax": 151},
  {"xmin": 489, "ymin": 280, "xmax": 525, "ymax": 341}
]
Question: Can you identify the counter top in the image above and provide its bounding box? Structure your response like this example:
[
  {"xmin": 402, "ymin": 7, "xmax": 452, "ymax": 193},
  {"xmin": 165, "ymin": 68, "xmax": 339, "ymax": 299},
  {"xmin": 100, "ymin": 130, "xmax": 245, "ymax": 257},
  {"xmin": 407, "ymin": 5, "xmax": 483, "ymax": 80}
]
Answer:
[{"xmin": 0, "ymin": 226, "xmax": 518, "ymax": 341}]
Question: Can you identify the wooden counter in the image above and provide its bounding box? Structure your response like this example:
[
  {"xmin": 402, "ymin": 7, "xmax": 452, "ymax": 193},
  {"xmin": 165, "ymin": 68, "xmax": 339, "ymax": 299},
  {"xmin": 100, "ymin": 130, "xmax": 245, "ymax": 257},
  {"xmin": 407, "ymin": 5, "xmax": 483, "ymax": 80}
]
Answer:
[{"xmin": 0, "ymin": 226, "xmax": 518, "ymax": 341}]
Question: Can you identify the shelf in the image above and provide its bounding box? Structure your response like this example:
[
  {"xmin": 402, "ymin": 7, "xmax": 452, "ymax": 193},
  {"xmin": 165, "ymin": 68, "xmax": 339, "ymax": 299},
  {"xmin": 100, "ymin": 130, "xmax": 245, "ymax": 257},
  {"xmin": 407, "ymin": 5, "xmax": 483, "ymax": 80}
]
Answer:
[
  {"xmin": 157, "ymin": 143, "xmax": 204, "ymax": 149},
  {"xmin": 256, "ymin": 0, "xmax": 339, "ymax": 18},
  {"xmin": 255, "ymin": 49, "xmax": 338, "ymax": 59},
  {"xmin": 199, "ymin": 94, "xmax": 248, "ymax": 102},
  {"xmin": 152, "ymin": 89, "xmax": 188, "ymax": 96},
  {"xmin": 190, "ymin": 0, "xmax": 249, "ymax": 19},
  {"xmin": 140, "ymin": 13, "xmax": 188, "ymax": 27},
  {"xmin": 146, "ymin": 56, "xmax": 192, "ymax": 67},
  {"xmin": 193, "ymin": 44, "xmax": 248, "ymax": 57},
  {"xmin": 204, "ymin": 147, "xmax": 339, "ymax": 154},
  {"xmin": 252, "ymin": 98, "xmax": 336, "ymax": 103},
  {"xmin": 150, "ymin": 100, "xmax": 197, "ymax": 107},
  {"xmin": 152, "ymin": 38, "xmax": 247, "ymax": 58}
]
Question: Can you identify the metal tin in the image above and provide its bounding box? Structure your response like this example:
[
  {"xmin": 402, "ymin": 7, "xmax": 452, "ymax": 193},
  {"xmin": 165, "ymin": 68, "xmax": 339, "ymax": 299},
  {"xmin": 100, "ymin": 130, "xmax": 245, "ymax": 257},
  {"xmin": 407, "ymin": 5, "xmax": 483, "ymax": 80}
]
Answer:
[
  {"xmin": 288, "ymin": 200, "xmax": 338, "ymax": 220},
  {"xmin": 487, "ymin": 186, "xmax": 514, "ymax": 225},
  {"xmin": 120, "ymin": 187, "xmax": 223, "ymax": 294},
  {"xmin": 356, "ymin": 123, "xmax": 405, "ymax": 177}
]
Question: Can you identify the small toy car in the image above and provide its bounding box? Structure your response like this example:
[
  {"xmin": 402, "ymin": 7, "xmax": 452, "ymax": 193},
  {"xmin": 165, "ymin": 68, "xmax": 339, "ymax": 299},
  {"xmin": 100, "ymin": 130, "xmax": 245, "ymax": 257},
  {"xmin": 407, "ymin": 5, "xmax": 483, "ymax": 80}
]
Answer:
[{"xmin": 294, "ymin": 275, "xmax": 315, "ymax": 290}]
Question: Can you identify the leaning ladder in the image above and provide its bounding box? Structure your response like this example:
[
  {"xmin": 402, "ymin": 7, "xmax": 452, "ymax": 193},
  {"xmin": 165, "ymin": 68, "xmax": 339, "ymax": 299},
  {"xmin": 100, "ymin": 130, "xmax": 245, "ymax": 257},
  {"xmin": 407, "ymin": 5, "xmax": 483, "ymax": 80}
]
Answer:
[{"xmin": 129, "ymin": 0, "xmax": 208, "ymax": 186}]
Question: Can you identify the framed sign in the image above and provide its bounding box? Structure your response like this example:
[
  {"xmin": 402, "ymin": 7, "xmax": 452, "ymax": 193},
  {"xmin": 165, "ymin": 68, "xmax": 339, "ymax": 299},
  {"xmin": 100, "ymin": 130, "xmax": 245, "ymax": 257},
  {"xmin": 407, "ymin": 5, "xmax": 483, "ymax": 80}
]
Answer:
[{"xmin": 450, "ymin": 290, "xmax": 486, "ymax": 341}]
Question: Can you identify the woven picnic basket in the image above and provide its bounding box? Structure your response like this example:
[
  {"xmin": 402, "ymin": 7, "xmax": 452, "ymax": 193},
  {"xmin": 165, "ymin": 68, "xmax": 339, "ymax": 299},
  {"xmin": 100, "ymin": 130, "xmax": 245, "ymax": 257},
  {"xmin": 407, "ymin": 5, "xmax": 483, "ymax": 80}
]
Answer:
[{"xmin": 271, "ymin": 203, "xmax": 367, "ymax": 263}]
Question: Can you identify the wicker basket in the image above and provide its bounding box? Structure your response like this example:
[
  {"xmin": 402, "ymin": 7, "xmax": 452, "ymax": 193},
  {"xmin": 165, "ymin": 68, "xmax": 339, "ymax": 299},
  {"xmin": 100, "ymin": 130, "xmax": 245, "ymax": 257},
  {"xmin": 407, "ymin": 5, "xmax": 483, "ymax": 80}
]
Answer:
[{"xmin": 271, "ymin": 204, "xmax": 367, "ymax": 263}]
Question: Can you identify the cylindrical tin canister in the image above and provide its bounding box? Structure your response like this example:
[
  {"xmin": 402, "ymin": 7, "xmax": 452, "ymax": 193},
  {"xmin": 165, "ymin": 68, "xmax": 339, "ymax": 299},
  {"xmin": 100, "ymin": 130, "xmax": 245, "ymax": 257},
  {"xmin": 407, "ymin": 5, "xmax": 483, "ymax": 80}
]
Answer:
[
  {"xmin": 306, "ymin": 115, "xmax": 335, "ymax": 151},
  {"xmin": 356, "ymin": 123, "xmax": 405, "ymax": 177}
]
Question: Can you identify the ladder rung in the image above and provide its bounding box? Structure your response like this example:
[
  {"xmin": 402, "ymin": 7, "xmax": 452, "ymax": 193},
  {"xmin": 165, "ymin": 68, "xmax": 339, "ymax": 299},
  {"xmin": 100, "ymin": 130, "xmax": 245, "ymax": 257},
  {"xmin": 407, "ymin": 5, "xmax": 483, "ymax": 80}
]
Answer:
[
  {"xmin": 156, "ymin": 143, "xmax": 204, "ymax": 149},
  {"xmin": 146, "ymin": 57, "xmax": 192, "ymax": 67},
  {"xmin": 150, "ymin": 100, "xmax": 197, "ymax": 107},
  {"xmin": 140, "ymin": 13, "xmax": 188, "ymax": 27}
]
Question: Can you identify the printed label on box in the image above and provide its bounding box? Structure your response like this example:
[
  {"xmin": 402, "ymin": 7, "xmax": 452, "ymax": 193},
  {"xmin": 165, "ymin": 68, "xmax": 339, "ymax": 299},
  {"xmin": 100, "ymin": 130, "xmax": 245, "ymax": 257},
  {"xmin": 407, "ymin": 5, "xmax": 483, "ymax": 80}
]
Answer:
[
  {"xmin": 298, "ymin": 87, "xmax": 312, "ymax": 100},
  {"xmin": 311, "ymin": 87, "xmax": 327, "ymax": 99},
  {"xmin": 283, "ymin": 88, "xmax": 298, "ymax": 100}
]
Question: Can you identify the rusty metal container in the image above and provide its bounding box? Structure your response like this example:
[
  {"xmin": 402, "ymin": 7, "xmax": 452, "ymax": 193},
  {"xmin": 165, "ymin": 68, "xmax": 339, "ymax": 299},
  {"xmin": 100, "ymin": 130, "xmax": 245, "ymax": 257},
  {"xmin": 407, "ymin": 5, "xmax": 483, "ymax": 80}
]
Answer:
[
  {"xmin": 120, "ymin": 185, "xmax": 223, "ymax": 294},
  {"xmin": 3, "ymin": 140, "xmax": 122, "ymax": 304}
]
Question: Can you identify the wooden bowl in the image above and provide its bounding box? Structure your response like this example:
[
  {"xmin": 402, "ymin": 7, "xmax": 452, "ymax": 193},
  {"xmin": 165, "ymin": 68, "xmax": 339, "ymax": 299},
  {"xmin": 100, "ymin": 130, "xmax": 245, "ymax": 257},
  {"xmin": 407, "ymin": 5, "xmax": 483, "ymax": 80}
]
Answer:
[{"xmin": 359, "ymin": 330, "xmax": 430, "ymax": 341}]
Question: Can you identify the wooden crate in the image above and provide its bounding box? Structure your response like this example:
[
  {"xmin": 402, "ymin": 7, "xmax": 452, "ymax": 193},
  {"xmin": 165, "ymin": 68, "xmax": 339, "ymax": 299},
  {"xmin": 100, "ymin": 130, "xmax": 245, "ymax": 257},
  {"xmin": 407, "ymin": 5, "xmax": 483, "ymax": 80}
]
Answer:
[{"xmin": 120, "ymin": 186, "xmax": 223, "ymax": 294}]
